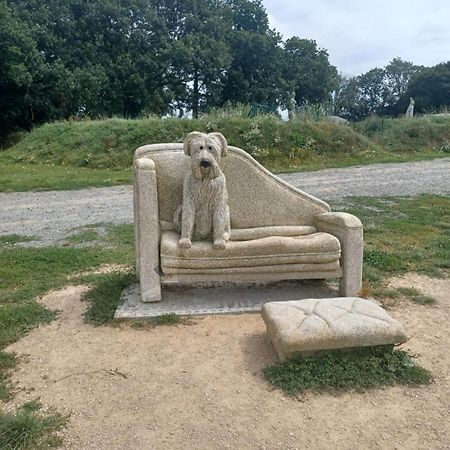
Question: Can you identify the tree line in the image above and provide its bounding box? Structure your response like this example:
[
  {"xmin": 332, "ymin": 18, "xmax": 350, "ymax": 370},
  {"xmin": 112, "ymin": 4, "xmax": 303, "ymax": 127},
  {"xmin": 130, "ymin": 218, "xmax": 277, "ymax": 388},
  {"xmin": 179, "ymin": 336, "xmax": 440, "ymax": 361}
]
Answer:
[
  {"xmin": 334, "ymin": 58, "xmax": 450, "ymax": 122},
  {"xmin": 1, "ymin": 0, "xmax": 449, "ymax": 137},
  {"xmin": 0, "ymin": 0, "xmax": 338, "ymax": 135}
]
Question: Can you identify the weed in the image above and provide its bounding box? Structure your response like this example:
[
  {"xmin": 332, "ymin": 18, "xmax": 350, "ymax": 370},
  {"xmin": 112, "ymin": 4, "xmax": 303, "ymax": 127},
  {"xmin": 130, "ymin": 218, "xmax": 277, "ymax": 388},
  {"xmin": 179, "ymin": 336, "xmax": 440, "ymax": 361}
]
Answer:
[
  {"xmin": 396, "ymin": 288, "xmax": 436, "ymax": 305},
  {"xmin": 152, "ymin": 313, "xmax": 182, "ymax": 326},
  {"xmin": 264, "ymin": 346, "xmax": 432, "ymax": 395},
  {"xmin": 0, "ymin": 403, "xmax": 67, "ymax": 450},
  {"xmin": 0, "ymin": 235, "xmax": 37, "ymax": 246},
  {"xmin": 83, "ymin": 271, "xmax": 136, "ymax": 325},
  {"xmin": 65, "ymin": 229, "xmax": 100, "ymax": 244},
  {"xmin": 0, "ymin": 352, "xmax": 17, "ymax": 401}
]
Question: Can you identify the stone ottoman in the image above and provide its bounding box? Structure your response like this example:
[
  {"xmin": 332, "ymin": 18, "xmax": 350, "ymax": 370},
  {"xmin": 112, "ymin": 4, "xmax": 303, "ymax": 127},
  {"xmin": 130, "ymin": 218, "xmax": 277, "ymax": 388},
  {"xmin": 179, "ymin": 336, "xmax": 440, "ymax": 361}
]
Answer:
[{"xmin": 261, "ymin": 297, "xmax": 407, "ymax": 361}]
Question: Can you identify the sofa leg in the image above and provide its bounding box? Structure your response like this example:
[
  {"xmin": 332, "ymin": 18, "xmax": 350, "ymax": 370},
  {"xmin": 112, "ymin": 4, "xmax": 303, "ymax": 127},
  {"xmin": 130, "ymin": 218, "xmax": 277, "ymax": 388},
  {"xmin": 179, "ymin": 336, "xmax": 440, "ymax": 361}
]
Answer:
[
  {"xmin": 135, "ymin": 157, "xmax": 161, "ymax": 303},
  {"xmin": 315, "ymin": 212, "xmax": 363, "ymax": 299},
  {"xmin": 338, "ymin": 230, "xmax": 363, "ymax": 297},
  {"xmin": 339, "ymin": 272, "xmax": 361, "ymax": 297},
  {"xmin": 140, "ymin": 270, "xmax": 161, "ymax": 303}
]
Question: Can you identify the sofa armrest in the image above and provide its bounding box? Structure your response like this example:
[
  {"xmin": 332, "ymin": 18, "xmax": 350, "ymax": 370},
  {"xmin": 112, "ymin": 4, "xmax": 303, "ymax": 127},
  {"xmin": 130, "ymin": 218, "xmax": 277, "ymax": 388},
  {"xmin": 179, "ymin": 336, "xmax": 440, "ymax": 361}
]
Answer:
[
  {"xmin": 315, "ymin": 212, "xmax": 363, "ymax": 296},
  {"xmin": 134, "ymin": 157, "xmax": 161, "ymax": 302}
]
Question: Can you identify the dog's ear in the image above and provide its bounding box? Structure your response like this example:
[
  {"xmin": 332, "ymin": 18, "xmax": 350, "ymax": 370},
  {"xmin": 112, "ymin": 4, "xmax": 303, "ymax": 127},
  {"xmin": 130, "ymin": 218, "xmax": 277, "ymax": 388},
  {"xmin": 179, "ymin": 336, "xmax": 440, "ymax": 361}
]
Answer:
[
  {"xmin": 183, "ymin": 131, "xmax": 203, "ymax": 156},
  {"xmin": 209, "ymin": 132, "xmax": 228, "ymax": 157}
]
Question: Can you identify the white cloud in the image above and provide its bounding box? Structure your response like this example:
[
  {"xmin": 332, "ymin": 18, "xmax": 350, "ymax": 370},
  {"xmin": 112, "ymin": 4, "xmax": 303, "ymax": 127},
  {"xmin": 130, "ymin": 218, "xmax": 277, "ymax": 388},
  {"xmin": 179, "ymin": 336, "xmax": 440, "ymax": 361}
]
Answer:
[{"xmin": 262, "ymin": 0, "xmax": 450, "ymax": 75}]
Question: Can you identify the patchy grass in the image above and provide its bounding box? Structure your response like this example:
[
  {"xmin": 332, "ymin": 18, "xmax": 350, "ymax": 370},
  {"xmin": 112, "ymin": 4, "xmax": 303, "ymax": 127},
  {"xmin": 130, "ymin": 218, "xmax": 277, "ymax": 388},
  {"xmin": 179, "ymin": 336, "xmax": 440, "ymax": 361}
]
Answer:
[
  {"xmin": 0, "ymin": 352, "xmax": 17, "ymax": 401},
  {"xmin": 355, "ymin": 115, "xmax": 450, "ymax": 154},
  {"xmin": 264, "ymin": 346, "xmax": 432, "ymax": 395},
  {"xmin": 0, "ymin": 161, "xmax": 131, "ymax": 192},
  {"xmin": 0, "ymin": 223, "xmax": 134, "ymax": 399},
  {"xmin": 373, "ymin": 287, "xmax": 437, "ymax": 306},
  {"xmin": 65, "ymin": 228, "xmax": 101, "ymax": 244},
  {"xmin": 83, "ymin": 271, "xmax": 135, "ymax": 325},
  {"xmin": 0, "ymin": 235, "xmax": 38, "ymax": 246},
  {"xmin": 0, "ymin": 401, "xmax": 67, "ymax": 450},
  {"xmin": 396, "ymin": 287, "xmax": 436, "ymax": 305},
  {"xmin": 152, "ymin": 313, "xmax": 183, "ymax": 326},
  {"xmin": 333, "ymin": 195, "xmax": 450, "ymax": 295}
]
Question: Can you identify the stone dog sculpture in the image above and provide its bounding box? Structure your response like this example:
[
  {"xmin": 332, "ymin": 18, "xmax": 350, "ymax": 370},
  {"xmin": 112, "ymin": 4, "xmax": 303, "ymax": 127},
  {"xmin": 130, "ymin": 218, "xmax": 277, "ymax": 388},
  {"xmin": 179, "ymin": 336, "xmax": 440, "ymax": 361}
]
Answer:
[{"xmin": 173, "ymin": 131, "xmax": 231, "ymax": 250}]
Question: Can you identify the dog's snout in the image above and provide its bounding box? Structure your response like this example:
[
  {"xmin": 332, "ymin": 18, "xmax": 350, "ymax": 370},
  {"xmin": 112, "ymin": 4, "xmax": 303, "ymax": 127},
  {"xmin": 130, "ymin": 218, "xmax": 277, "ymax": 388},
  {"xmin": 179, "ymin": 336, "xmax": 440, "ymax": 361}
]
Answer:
[{"xmin": 200, "ymin": 159, "xmax": 211, "ymax": 168}]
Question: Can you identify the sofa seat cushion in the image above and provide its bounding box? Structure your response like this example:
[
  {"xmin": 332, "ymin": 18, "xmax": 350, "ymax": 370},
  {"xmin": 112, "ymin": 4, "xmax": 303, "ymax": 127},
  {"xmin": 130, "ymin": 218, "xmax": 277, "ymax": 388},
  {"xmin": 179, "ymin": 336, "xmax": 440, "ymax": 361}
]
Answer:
[{"xmin": 160, "ymin": 231, "xmax": 341, "ymax": 273}]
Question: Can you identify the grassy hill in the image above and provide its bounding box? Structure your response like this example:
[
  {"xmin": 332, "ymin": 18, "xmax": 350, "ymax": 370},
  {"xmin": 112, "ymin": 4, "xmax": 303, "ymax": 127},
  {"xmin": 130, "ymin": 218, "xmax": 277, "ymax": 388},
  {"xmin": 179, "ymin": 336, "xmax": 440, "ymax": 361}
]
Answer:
[{"xmin": 0, "ymin": 114, "xmax": 449, "ymax": 191}]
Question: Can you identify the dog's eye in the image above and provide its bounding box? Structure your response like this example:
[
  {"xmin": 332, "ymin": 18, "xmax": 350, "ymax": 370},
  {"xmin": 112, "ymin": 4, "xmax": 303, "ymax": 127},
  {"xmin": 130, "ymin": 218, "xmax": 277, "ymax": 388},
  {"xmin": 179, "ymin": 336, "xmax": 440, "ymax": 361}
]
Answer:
[
  {"xmin": 199, "ymin": 145, "xmax": 204, "ymax": 150},
  {"xmin": 208, "ymin": 146, "xmax": 212, "ymax": 150}
]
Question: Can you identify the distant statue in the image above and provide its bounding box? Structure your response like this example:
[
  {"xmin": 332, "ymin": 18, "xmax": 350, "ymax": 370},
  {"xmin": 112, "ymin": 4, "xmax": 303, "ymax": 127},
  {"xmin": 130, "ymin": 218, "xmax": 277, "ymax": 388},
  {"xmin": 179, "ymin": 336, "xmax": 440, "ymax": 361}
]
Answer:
[
  {"xmin": 287, "ymin": 90, "xmax": 296, "ymax": 121},
  {"xmin": 405, "ymin": 97, "xmax": 414, "ymax": 118}
]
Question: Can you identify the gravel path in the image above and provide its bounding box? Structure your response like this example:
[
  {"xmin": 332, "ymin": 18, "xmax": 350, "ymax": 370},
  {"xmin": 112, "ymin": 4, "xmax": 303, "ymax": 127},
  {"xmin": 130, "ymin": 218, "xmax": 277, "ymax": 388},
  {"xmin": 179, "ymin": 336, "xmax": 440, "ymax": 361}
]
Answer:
[{"xmin": 1, "ymin": 158, "xmax": 449, "ymax": 245}]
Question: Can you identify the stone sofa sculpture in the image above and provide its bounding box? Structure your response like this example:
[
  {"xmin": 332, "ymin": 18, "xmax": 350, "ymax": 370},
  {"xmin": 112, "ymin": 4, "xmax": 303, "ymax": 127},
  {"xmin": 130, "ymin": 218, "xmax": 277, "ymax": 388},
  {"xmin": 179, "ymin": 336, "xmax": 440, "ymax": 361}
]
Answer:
[{"xmin": 133, "ymin": 141, "xmax": 363, "ymax": 302}]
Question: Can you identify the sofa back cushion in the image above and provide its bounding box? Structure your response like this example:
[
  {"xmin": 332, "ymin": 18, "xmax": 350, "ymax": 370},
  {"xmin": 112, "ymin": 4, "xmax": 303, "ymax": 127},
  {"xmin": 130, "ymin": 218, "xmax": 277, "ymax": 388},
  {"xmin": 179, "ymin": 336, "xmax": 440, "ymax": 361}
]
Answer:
[{"xmin": 134, "ymin": 144, "xmax": 330, "ymax": 228}]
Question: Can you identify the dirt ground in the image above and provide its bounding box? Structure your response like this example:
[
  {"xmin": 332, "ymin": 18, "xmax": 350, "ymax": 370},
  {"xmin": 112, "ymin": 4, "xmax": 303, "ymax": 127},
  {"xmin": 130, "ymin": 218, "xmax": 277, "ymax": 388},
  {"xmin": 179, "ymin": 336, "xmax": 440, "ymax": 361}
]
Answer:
[{"xmin": 4, "ymin": 274, "xmax": 450, "ymax": 450}]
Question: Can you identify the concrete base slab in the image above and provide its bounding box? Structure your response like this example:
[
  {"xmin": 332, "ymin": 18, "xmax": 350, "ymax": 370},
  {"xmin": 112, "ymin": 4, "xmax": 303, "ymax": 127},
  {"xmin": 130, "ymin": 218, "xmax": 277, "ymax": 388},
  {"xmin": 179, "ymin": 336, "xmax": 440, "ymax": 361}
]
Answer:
[{"xmin": 115, "ymin": 280, "xmax": 337, "ymax": 318}]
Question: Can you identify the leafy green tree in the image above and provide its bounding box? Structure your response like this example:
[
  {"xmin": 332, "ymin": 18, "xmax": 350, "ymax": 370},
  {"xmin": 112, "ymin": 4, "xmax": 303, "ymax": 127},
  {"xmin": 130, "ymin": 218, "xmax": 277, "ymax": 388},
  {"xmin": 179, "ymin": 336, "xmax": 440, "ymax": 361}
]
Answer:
[
  {"xmin": 158, "ymin": 0, "xmax": 232, "ymax": 117},
  {"xmin": 219, "ymin": 0, "xmax": 286, "ymax": 108},
  {"xmin": 7, "ymin": 0, "xmax": 173, "ymax": 118},
  {"xmin": 356, "ymin": 67, "xmax": 386, "ymax": 117},
  {"xmin": 333, "ymin": 75, "xmax": 362, "ymax": 121},
  {"xmin": 0, "ymin": 0, "xmax": 37, "ymax": 134},
  {"xmin": 384, "ymin": 58, "xmax": 421, "ymax": 104},
  {"xmin": 400, "ymin": 61, "xmax": 450, "ymax": 114},
  {"xmin": 282, "ymin": 37, "xmax": 339, "ymax": 108}
]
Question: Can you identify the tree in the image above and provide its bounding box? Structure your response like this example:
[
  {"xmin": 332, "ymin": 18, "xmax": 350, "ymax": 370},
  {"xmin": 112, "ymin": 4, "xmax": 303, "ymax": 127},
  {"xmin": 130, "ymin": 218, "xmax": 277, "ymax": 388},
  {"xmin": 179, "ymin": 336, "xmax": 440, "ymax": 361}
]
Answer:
[
  {"xmin": 219, "ymin": 0, "xmax": 286, "ymax": 108},
  {"xmin": 0, "ymin": 1, "xmax": 35, "ymax": 134},
  {"xmin": 333, "ymin": 75, "xmax": 361, "ymax": 121},
  {"xmin": 400, "ymin": 61, "xmax": 450, "ymax": 114},
  {"xmin": 356, "ymin": 67, "xmax": 386, "ymax": 117},
  {"xmin": 381, "ymin": 57, "xmax": 422, "ymax": 115},
  {"xmin": 7, "ymin": 0, "xmax": 174, "ymax": 118},
  {"xmin": 282, "ymin": 37, "xmax": 339, "ymax": 108},
  {"xmin": 158, "ymin": 0, "xmax": 232, "ymax": 117}
]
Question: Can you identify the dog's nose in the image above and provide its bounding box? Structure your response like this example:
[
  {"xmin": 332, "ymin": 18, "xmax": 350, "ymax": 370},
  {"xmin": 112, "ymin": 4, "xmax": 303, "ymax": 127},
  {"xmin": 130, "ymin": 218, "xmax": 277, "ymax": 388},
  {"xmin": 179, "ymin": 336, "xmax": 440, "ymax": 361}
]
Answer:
[{"xmin": 200, "ymin": 159, "xmax": 211, "ymax": 168}]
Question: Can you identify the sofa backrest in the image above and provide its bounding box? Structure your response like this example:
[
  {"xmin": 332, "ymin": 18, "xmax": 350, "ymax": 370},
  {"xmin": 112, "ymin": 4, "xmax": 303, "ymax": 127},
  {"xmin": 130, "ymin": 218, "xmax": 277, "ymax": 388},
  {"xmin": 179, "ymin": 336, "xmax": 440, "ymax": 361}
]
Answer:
[{"xmin": 134, "ymin": 144, "xmax": 330, "ymax": 228}]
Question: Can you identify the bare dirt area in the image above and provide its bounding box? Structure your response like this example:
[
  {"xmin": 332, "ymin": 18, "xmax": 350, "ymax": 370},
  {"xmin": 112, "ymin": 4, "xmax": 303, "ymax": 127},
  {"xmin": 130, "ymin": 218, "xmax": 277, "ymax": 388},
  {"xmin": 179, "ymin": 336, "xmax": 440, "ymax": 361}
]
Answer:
[{"xmin": 5, "ymin": 275, "xmax": 450, "ymax": 450}]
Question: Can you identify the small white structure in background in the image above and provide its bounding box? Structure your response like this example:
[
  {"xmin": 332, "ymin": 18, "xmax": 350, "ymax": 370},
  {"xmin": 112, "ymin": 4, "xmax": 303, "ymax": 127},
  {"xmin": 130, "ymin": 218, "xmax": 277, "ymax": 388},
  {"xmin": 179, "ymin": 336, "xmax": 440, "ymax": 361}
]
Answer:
[{"xmin": 405, "ymin": 97, "xmax": 415, "ymax": 118}]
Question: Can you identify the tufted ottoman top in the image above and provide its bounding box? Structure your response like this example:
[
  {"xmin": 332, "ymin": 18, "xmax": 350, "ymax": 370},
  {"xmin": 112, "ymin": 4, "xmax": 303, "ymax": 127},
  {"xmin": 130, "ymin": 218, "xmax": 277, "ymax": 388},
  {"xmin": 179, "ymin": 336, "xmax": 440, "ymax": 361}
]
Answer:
[{"xmin": 262, "ymin": 297, "xmax": 407, "ymax": 361}]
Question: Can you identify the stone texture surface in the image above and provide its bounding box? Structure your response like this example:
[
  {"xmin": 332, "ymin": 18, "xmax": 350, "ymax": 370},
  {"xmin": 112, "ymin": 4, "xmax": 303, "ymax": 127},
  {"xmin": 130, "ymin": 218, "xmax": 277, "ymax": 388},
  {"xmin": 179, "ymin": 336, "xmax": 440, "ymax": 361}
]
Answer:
[
  {"xmin": 115, "ymin": 280, "xmax": 337, "ymax": 318},
  {"xmin": 161, "ymin": 230, "xmax": 341, "ymax": 270},
  {"xmin": 134, "ymin": 144, "xmax": 330, "ymax": 228},
  {"xmin": 315, "ymin": 212, "xmax": 363, "ymax": 297},
  {"xmin": 134, "ymin": 158, "xmax": 161, "ymax": 302},
  {"xmin": 262, "ymin": 297, "xmax": 407, "ymax": 361},
  {"xmin": 133, "ymin": 142, "xmax": 363, "ymax": 301}
]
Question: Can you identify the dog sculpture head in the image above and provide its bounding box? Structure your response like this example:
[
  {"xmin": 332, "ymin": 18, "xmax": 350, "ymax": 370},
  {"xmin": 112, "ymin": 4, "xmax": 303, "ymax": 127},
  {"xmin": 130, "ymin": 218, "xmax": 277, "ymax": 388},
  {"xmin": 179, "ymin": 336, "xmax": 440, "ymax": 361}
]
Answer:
[{"xmin": 183, "ymin": 131, "xmax": 228, "ymax": 179}]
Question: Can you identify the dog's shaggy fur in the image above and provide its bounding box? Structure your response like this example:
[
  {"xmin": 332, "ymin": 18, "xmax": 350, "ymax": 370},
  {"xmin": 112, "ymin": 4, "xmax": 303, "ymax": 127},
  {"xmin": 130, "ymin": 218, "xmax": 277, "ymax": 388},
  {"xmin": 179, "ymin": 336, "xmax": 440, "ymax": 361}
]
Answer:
[{"xmin": 174, "ymin": 131, "xmax": 230, "ymax": 249}]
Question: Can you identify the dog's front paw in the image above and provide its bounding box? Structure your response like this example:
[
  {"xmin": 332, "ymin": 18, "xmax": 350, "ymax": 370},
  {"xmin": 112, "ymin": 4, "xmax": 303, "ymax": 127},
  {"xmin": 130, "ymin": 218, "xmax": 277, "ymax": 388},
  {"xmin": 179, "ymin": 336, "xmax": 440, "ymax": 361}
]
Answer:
[
  {"xmin": 213, "ymin": 238, "xmax": 226, "ymax": 250},
  {"xmin": 178, "ymin": 237, "xmax": 192, "ymax": 249}
]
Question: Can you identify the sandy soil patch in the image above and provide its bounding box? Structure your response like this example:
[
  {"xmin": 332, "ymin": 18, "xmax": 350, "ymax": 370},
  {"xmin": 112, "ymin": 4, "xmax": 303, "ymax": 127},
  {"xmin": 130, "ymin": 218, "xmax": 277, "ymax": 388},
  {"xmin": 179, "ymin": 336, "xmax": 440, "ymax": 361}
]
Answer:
[{"xmin": 5, "ymin": 275, "xmax": 450, "ymax": 450}]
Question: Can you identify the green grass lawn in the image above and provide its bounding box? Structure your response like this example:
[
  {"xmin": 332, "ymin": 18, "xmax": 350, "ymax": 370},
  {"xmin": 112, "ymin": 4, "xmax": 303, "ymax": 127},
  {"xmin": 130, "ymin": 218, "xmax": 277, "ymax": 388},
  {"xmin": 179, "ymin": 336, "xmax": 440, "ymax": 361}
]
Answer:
[
  {"xmin": 332, "ymin": 195, "xmax": 450, "ymax": 298},
  {"xmin": 0, "ymin": 161, "xmax": 131, "ymax": 192},
  {"xmin": 264, "ymin": 345, "xmax": 432, "ymax": 395}
]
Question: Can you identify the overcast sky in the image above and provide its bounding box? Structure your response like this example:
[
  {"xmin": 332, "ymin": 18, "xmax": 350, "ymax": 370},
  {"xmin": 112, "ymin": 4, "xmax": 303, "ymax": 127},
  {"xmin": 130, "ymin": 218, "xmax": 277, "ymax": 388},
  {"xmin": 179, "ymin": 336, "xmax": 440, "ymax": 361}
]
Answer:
[{"xmin": 262, "ymin": 0, "xmax": 450, "ymax": 76}]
